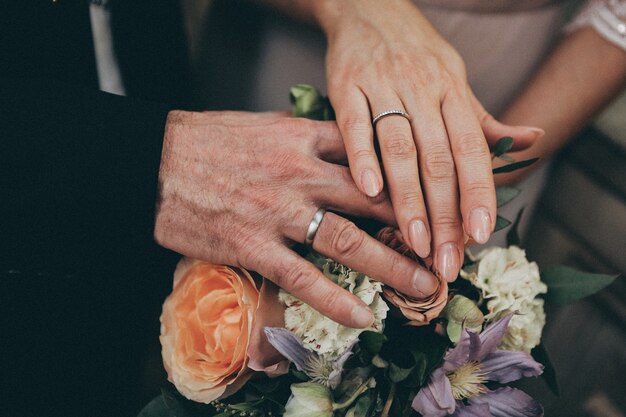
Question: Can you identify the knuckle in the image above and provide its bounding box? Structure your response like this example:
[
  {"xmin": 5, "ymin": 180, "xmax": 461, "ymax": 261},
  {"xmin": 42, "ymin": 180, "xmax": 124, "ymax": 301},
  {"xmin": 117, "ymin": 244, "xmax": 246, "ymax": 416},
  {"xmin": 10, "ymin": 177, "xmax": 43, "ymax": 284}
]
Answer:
[
  {"xmin": 400, "ymin": 190, "xmax": 424, "ymax": 208},
  {"xmin": 456, "ymin": 137, "xmax": 490, "ymax": 160},
  {"xmin": 267, "ymin": 151, "xmax": 313, "ymax": 181},
  {"xmin": 423, "ymin": 148, "xmax": 456, "ymax": 180},
  {"xmin": 464, "ymin": 182, "xmax": 494, "ymax": 196},
  {"xmin": 331, "ymin": 221, "xmax": 365, "ymax": 257},
  {"xmin": 381, "ymin": 132, "xmax": 416, "ymax": 158},
  {"xmin": 432, "ymin": 214, "xmax": 461, "ymax": 231},
  {"xmin": 340, "ymin": 116, "xmax": 371, "ymax": 139},
  {"xmin": 351, "ymin": 147, "xmax": 377, "ymax": 161},
  {"xmin": 282, "ymin": 262, "xmax": 316, "ymax": 295}
]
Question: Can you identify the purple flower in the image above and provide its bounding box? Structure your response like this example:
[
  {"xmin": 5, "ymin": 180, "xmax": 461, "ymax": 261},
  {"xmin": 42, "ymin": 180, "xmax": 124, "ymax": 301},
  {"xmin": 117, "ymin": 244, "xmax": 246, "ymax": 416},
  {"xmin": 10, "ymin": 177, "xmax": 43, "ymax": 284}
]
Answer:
[
  {"xmin": 264, "ymin": 327, "xmax": 353, "ymax": 389},
  {"xmin": 412, "ymin": 314, "xmax": 544, "ymax": 417}
]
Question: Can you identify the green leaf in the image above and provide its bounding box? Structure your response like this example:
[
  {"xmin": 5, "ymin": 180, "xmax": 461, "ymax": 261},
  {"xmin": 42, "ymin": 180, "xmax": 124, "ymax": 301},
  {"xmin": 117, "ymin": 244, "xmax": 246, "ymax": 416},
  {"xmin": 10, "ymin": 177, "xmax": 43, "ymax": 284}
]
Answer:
[
  {"xmin": 498, "ymin": 154, "xmax": 515, "ymax": 162},
  {"xmin": 532, "ymin": 344, "xmax": 560, "ymax": 397},
  {"xmin": 137, "ymin": 395, "xmax": 173, "ymax": 417},
  {"xmin": 249, "ymin": 378, "xmax": 281, "ymax": 394},
  {"xmin": 506, "ymin": 208, "xmax": 525, "ymax": 247},
  {"xmin": 494, "ymin": 216, "xmax": 511, "ymax": 232},
  {"xmin": 359, "ymin": 331, "xmax": 387, "ymax": 355},
  {"xmin": 493, "ymin": 158, "xmax": 540, "ymax": 174},
  {"xmin": 493, "ymin": 136, "xmax": 514, "ymax": 156},
  {"xmin": 290, "ymin": 84, "xmax": 335, "ymax": 121},
  {"xmin": 496, "ymin": 186, "xmax": 520, "ymax": 207},
  {"xmin": 345, "ymin": 394, "xmax": 373, "ymax": 417},
  {"xmin": 387, "ymin": 362, "xmax": 415, "ymax": 383},
  {"xmin": 541, "ymin": 266, "xmax": 620, "ymax": 304}
]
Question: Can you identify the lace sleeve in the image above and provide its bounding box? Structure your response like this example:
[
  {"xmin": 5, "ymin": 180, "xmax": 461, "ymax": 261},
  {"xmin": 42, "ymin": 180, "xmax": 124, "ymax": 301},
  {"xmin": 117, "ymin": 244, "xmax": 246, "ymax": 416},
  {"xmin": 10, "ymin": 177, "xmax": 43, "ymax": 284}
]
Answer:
[{"xmin": 566, "ymin": 0, "xmax": 626, "ymax": 52}]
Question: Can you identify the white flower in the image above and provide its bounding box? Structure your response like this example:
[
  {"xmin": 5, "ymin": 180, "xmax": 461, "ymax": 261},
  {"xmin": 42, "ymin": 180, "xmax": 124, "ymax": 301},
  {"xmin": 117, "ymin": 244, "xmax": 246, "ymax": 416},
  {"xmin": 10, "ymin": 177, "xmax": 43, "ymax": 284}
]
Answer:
[
  {"xmin": 500, "ymin": 298, "xmax": 546, "ymax": 352},
  {"xmin": 461, "ymin": 246, "xmax": 547, "ymax": 352},
  {"xmin": 280, "ymin": 254, "xmax": 388, "ymax": 358}
]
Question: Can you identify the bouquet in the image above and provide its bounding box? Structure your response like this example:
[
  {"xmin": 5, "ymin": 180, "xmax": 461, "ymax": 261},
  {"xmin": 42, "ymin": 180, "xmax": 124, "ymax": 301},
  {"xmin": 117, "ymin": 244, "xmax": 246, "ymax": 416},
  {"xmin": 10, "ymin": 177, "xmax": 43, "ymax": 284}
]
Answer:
[{"xmin": 138, "ymin": 86, "xmax": 619, "ymax": 417}]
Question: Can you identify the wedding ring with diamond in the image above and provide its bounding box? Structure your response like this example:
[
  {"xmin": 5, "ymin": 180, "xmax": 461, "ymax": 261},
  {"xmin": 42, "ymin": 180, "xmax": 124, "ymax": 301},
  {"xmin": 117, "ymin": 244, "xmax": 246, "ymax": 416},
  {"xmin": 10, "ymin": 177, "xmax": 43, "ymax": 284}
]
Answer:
[{"xmin": 372, "ymin": 109, "xmax": 411, "ymax": 126}]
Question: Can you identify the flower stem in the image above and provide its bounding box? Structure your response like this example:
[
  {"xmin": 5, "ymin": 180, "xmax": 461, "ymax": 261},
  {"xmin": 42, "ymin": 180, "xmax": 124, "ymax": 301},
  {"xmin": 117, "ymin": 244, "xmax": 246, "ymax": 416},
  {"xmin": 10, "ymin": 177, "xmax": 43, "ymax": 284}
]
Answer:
[
  {"xmin": 332, "ymin": 378, "xmax": 374, "ymax": 411},
  {"xmin": 381, "ymin": 383, "xmax": 396, "ymax": 417}
]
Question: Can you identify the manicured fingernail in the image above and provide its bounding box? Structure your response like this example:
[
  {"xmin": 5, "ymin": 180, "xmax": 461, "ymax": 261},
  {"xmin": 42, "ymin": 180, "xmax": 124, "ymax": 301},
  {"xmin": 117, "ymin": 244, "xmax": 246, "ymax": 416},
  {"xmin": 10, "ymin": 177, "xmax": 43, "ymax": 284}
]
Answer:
[
  {"xmin": 361, "ymin": 168, "xmax": 380, "ymax": 198},
  {"xmin": 409, "ymin": 219, "xmax": 431, "ymax": 258},
  {"xmin": 351, "ymin": 304, "xmax": 374, "ymax": 328},
  {"xmin": 437, "ymin": 242, "xmax": 460, "ymax": 282},
  {"xmin": 527, "ymin": 127, "xmax": 545, "ymax": 139},
  {"xmin": 412, "ymin": 267, "xmax": 438, "ymax": 297},
  {"xmin": 469, "ymin": 207, "xmax": 492, "ymax": 244}
]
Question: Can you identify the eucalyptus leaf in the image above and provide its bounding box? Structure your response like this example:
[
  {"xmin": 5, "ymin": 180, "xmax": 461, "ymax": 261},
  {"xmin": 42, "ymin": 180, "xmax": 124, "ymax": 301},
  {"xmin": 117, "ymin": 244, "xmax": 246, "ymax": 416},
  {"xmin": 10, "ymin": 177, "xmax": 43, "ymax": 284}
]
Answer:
[
  {"xmin": 493, "ymin": 136, "xmax": 514, "ymax": 156},
  {"xmin": 359, "ymin": 331, "xmax": 387, "ymax": 355},
  {"xmin": 345, "ymin": 394, "xmax": 373, "ymax": 417},
  {"xmin": 498, "ymin": 154, "xmax": 515, "ymax": 162},
  {"xmin": 541, "ymin": 266, "xmax": 620, "ymax": 304},
  {"xmin": 137, "ymin": 395, "xmax": 173, "ymax": 417},
  {"xmin": 506, "ymin": 207, "xmax": 525, "ymax": 247},
  {"xmin": 494, "ymin": 216, "xmax": 511, "ymax": 232},
  {"xmin": 532, "ymin": 344, "xmax": 560, "ymax": 397},
  {"xmin": 161, "ymin": 389, "xmax": 196, "ymax": 417},
  {"xmin": 496, "ymin": 186, "xmax": 520, "ymax": 207},
  {"xmin": 493, "ymin": 158, "xmax": 540, "ymax": 174},
  {"xmin": 387, "ymin": 362, "xmax": 415, "ymax": 383}
]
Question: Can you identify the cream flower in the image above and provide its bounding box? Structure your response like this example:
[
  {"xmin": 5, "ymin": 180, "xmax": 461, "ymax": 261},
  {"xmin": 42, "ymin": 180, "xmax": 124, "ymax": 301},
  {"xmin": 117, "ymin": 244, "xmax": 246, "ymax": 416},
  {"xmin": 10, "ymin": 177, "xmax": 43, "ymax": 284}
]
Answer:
[
  {"xmin": 461, "ymin": 246, "xmax": 547, "ymax": 352},
  {"xmin": 279, "ymin": 253, "xmax": 388, "ymax": 358},
  {"xmin": 500, "ymin": 298, "xmax": 546, "ymax": 352}
]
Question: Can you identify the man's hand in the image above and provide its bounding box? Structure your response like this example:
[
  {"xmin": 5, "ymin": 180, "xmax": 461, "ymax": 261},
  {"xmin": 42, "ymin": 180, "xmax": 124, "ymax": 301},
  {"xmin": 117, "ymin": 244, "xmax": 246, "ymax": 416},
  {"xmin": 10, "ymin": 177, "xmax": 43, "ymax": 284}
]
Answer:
[{"xmin": 154, "ymin": 110, "xmax": 439, "ymax": 328}]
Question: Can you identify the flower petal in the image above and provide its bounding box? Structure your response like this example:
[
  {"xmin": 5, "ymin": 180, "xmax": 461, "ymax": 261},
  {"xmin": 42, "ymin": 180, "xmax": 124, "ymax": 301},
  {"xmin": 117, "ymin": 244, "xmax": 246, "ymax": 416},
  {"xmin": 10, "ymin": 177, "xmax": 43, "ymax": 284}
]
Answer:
[
  {"xmin": 247, "ymin": 280, "xmax": 289, "ymax": 375},
  {"xmin": 476, "ymin": 313, "xmax": 514, "ymax": 361},
  {"xmin": 451, "ymin": 402, "xmax": 491, "ymax": 417},
  {"xmin": 443, "ymin": 328, "xmax": 471, "ymax": 372},
  {"xmin": 329, "ymin": 343, "xmax": 355, "ymax": 389},
  {"xmin": 469, "ymin": 387, "xmax": 543, "ymax": 417},
  {"xmin": 264, "ymin": 327, "xmax": 313, "ymax": 371},
  {"xmin": 481, "ymin": 350, "xmax": 543, "ymax": 383},
  {"xmin": 412, "ymin": 368, "xmax": 456, "ymax": 417}
]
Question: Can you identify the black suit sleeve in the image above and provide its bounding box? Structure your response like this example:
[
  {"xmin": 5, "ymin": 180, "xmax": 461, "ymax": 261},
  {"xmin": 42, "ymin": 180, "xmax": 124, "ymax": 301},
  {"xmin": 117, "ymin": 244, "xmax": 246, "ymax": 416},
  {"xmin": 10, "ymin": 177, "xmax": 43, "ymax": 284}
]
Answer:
[{"xmin": 0, "ymin": 77, "xmax": 173, "ymax": 272}]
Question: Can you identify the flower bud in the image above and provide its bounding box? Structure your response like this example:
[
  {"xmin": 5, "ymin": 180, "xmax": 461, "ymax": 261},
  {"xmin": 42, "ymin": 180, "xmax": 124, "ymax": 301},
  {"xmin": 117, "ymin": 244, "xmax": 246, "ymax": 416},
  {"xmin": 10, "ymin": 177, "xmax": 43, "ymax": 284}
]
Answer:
[
  {"xmin": 441, "ymin": 295, "xmax": 484, "ymax": 343},
  {"xmin": 284, "ymin": 382, "xmax": 334, "ymax": 417}
]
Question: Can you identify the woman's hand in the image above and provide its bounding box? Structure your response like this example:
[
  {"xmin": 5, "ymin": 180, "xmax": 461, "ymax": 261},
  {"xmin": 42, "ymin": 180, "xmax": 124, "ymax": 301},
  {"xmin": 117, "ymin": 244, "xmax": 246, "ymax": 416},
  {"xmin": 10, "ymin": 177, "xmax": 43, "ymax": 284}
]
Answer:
[
  {"xmin": 154, "ymin": 110, "xmax": 439, "ymax": 328},
  {"xmin": 313, "ymin": 0, "xmax": 542, "ymax": 281}
]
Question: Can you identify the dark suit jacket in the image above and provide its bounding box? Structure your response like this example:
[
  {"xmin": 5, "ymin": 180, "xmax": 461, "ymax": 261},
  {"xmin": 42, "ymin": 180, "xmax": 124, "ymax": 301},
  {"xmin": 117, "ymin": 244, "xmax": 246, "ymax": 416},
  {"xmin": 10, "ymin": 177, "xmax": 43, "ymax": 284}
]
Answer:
[{"xmin": 0, "ymin": 1, "xmax": 192, "ymax": 416}]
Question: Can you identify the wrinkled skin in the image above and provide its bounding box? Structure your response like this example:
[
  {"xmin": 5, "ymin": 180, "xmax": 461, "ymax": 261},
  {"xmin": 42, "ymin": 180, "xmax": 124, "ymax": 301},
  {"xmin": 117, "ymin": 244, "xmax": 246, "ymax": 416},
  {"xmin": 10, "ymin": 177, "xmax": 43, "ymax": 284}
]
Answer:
[{"xmin": 154, "ymin": 110, "xmax": 439, "ymax": 328}]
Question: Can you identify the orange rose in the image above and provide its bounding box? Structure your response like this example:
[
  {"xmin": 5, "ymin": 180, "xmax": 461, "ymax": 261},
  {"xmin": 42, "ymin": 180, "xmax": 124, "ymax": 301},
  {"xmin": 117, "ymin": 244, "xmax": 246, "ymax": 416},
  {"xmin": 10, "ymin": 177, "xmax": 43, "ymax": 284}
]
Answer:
[
  {"xmin": 377, "ymin": 227, "xmax": 448, "ymax": 326},
  {"xmin": 160, "ymin": 258, "xmax": 259, "ymax": 403}
]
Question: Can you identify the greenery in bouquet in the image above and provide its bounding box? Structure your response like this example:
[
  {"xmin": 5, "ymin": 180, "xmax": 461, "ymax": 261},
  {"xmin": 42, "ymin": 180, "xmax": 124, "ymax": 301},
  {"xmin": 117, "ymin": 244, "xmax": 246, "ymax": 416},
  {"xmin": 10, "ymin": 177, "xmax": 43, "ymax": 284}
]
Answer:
[{"xmin": 139, "ymin": 85, "xmax": 619, "ymax": 417}]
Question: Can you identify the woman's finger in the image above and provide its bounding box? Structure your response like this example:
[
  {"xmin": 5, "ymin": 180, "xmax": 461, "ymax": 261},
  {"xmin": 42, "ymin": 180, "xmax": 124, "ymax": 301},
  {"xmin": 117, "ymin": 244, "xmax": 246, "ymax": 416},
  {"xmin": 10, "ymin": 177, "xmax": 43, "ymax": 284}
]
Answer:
[
  {"xmin": 253, "ymin": 242, "xmax": 375, "ymax": 329},
  {"xmin": 370, "ymin": 94, "xmax": 431, "ymax": 258},
  {"xmin": 311, "ymin": 212, "xmax": 439, "ymax": 298},
  {"xmin": 405, "ymin": 95, "xmax": 465, "ymax": 282},
  {"xmin": 330, "ymin": 87, "xmax": 384, "ymax": 198},
  {"xmin": 469, "ymin": 93, "xmax": 544, "ymax": 151},
  {"xmin": 442, "ymin": 91, "xmax": 496, "ymax": 245},
  {"xmin": 314, "ymin": 163, "xmax": 396, "ymax": 226}
]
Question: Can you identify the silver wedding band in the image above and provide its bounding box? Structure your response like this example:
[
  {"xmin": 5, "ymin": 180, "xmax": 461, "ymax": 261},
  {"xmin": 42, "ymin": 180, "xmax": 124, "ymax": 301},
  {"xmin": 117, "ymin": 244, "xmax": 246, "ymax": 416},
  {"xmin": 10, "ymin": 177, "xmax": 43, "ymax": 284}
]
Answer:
[
  {"xmin": 305, "ymin": 208, "xmax": 327, "ymax": 246},
  {"xmin": 372, "ymin": 109, "xmax": 411, "ymax": 126}
]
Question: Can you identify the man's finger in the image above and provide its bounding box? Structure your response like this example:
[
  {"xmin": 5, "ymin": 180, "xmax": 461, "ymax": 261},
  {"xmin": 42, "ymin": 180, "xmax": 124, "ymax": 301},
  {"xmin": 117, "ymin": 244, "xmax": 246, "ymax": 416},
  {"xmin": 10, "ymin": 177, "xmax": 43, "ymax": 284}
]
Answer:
[
  {"xmin": 254, "ymin": 243, "xmax": 375, "ymax": 329},
  {"xmin": 312, "ymin": 212, "xmax": 438, "ymax": 298}
]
